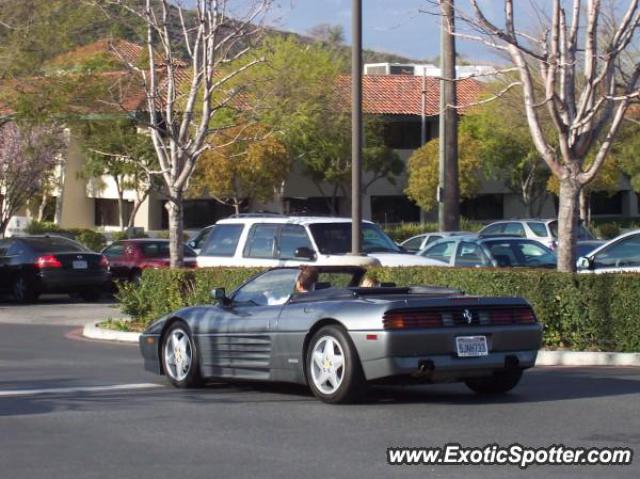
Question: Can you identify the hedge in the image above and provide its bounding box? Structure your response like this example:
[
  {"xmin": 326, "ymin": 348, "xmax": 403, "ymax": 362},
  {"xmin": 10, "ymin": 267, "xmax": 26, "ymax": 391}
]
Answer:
[{"xmin": 118, "ymin": 267, "xmax": 640, "ymax": 353}]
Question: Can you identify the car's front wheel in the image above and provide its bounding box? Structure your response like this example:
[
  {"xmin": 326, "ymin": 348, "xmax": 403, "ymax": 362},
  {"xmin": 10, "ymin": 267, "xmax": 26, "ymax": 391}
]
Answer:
[
  {"xmin": 161, "ymin": 322, "xmax": 203, "ymax": 388},
  {"xmin": 306, "ymin": 325, "xmax": 366, "ymax": 404},
  {"xmin": 464, "ymin": 369, "xmax": 523, "ymax": 395}
]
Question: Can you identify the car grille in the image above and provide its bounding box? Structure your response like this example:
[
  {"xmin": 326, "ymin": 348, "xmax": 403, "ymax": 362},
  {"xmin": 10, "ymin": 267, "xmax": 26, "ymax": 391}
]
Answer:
[{"xmin": 383, "ymin": 307, "xmax": 536, "ymax": 330}]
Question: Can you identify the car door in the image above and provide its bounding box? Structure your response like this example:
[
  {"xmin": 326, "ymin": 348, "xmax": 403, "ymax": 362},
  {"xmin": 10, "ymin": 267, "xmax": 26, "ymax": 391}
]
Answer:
[
  {"xmin": 0, "ymin": 239, "xmax": 11, "ymax": 291},
  {"xmin": 453, "ymin": 241, "xmax": 489, "ymax": 268},
  {"xmin": 420, "ymin": 240, "xmax": 457, "ymax": 266},
  {"xmin": 102, "ymin": 242, "xmax": 127, "ymax": 280},
  {"xmin": 590, "ymin": 234, "xmax": 640, "ymax": 273},
  {"xmin": 201, "ymin": 269, "xmax": 299, "ymax": 379}
]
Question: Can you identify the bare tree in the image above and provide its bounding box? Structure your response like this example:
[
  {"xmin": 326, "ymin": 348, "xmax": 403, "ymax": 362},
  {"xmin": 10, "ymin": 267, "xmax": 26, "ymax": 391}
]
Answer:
[
  {"xmin": 101, "ymin": 0, "xmax": 271, "ymax": 266},
  {"xmin": 0, "ymin": 122, "xmax": 63, "ymax": 236},
  {"xmin": 437, "ymin": 0, "xmax": 640, "ymax": 271}
]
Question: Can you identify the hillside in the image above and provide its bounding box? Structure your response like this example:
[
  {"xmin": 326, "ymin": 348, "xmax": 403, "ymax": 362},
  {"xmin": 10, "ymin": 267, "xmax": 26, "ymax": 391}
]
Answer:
[{"xmin": 0, "ymin": 0, "xmax": 420, "ymax": 78}]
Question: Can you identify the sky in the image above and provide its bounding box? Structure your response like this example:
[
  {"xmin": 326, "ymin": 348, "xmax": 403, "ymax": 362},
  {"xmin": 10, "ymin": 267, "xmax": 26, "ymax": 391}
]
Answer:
[{"xmin": 180, "ymin": 0, "xmax": 534, "ymax": 63}]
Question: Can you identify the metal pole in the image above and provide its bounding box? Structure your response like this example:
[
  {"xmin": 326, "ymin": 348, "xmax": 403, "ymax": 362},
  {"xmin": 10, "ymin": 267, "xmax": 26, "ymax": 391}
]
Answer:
[
  {"xmin": 421, "ymin": 68, "xmax": 427, "ymax": 146},
  {"xmin": 438, "ymin": 7, "xmax": 447, "ymax": 231},
  {"xmin": 351, "ymin": 0, "xmax": 362, "ymax": 254}
]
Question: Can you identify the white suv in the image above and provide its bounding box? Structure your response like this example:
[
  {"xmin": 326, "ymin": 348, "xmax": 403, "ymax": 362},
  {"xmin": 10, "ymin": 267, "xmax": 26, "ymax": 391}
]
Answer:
[{"xmin": 196, "ymin": 215, "xmax": 446, "ymax": 268}]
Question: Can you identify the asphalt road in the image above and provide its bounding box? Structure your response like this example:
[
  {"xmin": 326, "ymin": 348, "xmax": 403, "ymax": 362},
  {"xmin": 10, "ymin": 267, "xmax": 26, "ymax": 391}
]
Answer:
[{"xmin": 0, "ymin": 302, "xmax": 639, "ymax": 479}]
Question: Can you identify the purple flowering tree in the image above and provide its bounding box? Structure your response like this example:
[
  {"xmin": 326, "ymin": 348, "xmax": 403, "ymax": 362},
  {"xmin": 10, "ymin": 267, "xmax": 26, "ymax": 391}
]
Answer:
[{"xmin": 0, "ymin": 122, "xmax": 63, "ymax": 236}]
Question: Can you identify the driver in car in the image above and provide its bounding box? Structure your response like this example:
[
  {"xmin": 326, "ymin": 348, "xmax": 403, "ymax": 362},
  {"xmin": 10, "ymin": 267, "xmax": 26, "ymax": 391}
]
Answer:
[{"xmin": 295, "ymin": 266, "xmax": 319, "ymax": 294}]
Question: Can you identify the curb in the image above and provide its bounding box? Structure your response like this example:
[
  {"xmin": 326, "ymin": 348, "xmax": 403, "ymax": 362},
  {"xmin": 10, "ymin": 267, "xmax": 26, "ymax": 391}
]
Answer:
[
  {"xmin": 82, "ymin": 322, "xmax": 640, "ymax": 367},
  {"xmin": 536, "ymin": 350, "xmax": 640, "ymax": 367},
  {"xmin": 82, "ymin": 322, "xmax": 140, "ymax": 343}
]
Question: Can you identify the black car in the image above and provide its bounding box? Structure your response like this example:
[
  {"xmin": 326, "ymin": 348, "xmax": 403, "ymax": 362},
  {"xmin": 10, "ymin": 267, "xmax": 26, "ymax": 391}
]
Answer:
[{"xmin": 0, "ymin": 235, "xmax": 111, "ymax": 303}]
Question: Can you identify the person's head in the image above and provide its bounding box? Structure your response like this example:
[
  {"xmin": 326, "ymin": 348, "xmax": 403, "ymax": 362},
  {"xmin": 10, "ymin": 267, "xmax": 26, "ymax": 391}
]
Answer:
[
  {"xmin": 295, "ymin": 266, "xmax": 319, "ymax": 293},
  {"xmin": 360, "ymin": 277, "xmax": 380, "ymax": 288}
]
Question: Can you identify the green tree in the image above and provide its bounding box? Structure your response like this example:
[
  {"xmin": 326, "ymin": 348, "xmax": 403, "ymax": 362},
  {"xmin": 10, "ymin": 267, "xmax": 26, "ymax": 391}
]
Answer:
[
  {"xmin": 190, "ymin": 124, "xmax": 290, "ymax": 215},
  {"xmin": 405, "ymin": 132, "xmax": 483, "ymax": 212},
  {"xmin": 78, "ymin": 119, "xmax": 157, "ymax": 231}
]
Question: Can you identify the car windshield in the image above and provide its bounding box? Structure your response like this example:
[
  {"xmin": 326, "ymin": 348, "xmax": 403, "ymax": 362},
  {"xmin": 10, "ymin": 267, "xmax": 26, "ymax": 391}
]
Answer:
[
  {"xmin": 485, "ymin": 239, "xmax": 556, "ymax": 267},
  {"xmin": 22, "ymin": 237, "xmax": 88, "ymax": 253},
  {"xmin": 308, "ymin": 223, "xmax": 401, "ymax": 254},
  {"xmin": 139, "ymin": 242, "xmax": 196, "ymax": 258},
  {"xmin": 548, "ymin": 221, "xmax": 594, "ymax": 240}
]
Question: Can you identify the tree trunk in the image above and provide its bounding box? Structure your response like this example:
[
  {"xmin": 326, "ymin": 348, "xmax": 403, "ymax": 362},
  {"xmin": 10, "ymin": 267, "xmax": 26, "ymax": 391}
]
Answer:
[
  {"xmin": 233, "ymin": 201, "xmax": 240, "ymax": 216},
  {"xmin": 579, "ymin": 190, "xmax": 589, "ymax": 227},
  {"xmin": 37, "ymin": 194, "xmax": 48, "ymax": 222},
  {"xmin": 556, "ymin": 179, "xmax": 581, "ymax": 272},
  {"xmin": 54, "ymin": 159, "xmax": 66, "ymax": 225},
  {"xmin": 166, "ymin": 193, "xmax": 184, "ymax": 268}
]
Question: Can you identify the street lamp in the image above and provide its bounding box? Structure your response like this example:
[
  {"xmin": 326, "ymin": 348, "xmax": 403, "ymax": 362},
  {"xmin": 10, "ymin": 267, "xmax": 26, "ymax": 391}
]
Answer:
[{"xmin": 351, "ymin": 0, "xmax": 362, "ymax": 254}]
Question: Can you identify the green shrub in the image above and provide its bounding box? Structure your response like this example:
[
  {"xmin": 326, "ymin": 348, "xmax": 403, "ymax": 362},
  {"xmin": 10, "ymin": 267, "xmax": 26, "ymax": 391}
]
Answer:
[
  {"xmin": 25, "ymin": 221, "xmax": 106, "ymax": 251},
  {"xmin": 111, "ymin": 230, "xmax": 149, "ymax": 241},
  {"xmin": 118, "ymin": 266, "xmax": 640, "ymax": 352},
  {"xmin": 595, "ymin": 222, "xmax": 621, "ymax": 240}
]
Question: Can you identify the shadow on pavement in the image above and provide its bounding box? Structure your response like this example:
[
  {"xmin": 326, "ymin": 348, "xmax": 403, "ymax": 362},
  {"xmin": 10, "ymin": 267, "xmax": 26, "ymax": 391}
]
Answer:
[{"xmin": 1, "ymin": 367, "xmax": 639, "ymax": 417}]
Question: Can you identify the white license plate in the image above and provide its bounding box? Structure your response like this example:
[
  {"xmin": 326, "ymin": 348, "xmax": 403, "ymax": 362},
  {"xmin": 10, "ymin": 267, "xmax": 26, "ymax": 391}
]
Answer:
[
  {"xmin": 72, "ymin": 260, "xmax": 88, "ymax": 269},
  {"xmin": 456, "ymin": 336, "xmax": 488, "ymax": 357}
]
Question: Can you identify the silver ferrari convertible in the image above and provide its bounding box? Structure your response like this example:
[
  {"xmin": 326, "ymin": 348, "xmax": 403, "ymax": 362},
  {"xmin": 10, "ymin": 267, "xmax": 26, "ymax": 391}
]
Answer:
[{"xmin": 139, "ymin": 266, "xmax": 543, "ymax": 403}]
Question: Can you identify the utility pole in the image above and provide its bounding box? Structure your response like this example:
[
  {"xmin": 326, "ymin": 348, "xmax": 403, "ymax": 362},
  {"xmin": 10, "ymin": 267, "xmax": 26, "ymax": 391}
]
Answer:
[
  {"xmin": 438, "ymin": 0, "xmax": 460, "ymax": 231},
  {"xmin": 351, "ymin": 0, "xmax": 362, "ymax": 254},
  {"xmin": 420, "ymin": 68, "xmax": 428, "ymax": 225}
]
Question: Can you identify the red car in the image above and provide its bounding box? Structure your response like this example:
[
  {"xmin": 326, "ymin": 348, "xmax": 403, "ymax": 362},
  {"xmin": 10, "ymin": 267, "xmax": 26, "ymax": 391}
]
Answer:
[{"xmin": 102, "ymin": 239, "xmax": 197, "ymax": 283}]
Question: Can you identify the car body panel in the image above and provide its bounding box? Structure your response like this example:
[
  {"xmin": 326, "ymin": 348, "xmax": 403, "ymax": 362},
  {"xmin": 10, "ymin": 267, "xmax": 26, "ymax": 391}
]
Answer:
[
  {"xmin": 140, "ymin": 267, "xmax": 543, "ymax": 387},
  {"xmin": 577, "ymin": 230, "xmax": 640, "ymax": 273}
]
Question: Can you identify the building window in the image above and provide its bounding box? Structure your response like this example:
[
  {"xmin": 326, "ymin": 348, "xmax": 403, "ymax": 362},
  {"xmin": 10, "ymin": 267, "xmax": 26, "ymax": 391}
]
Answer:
[
  {"xmin": 94, "ymin": 199, "xmax": 133, "ymax": 227},
  {"xmin": 285, "ymin": 197, "xmax": 342, "ymax": 216},
  {"xmin": 370, "ymin": 196, "xmax": 420, "ymax": 224},
  {"xmin": 590, "ymin": 191, "xmax": 623, "ymax": 216},
  {"xmin": 460, "ymin": 194, "xmax": 504, "ymax": 220}
]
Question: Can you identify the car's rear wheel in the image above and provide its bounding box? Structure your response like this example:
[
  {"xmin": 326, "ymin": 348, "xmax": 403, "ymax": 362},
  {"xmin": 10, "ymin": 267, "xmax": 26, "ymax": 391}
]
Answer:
[
  {"xmin": 464, "ymin": 369, "xmax": 523, "ymax": 395},
  {"xmin": 161, "ymin": 322, "xmax": 203, "ymax": 388},
  {"xmin": 306, "ymin": 325, "xmax": 366, "ymax": 404},
  {"xmin": 13, "ymin": 275, "xmax": 38, "ymax": 304}
]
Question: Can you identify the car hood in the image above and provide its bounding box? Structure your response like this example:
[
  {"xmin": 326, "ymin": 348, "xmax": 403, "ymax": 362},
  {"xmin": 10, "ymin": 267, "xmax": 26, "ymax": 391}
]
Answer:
[{"xmin": 368, "ymin": 252, "xmax": 448, "ymax": 267}]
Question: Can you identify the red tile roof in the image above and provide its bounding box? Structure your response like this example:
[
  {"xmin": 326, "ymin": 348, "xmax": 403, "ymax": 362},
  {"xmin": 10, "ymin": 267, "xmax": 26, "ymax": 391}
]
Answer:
[{"xmin": 336, "ymin": 74, "xmax": 485, "ymax": 116}]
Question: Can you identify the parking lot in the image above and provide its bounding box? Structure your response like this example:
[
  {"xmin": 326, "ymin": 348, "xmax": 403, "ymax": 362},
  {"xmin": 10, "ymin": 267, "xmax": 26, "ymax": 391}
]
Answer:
[{"xmin": 0, "ymin": 300, "xmax": 637, "ymax": 479}]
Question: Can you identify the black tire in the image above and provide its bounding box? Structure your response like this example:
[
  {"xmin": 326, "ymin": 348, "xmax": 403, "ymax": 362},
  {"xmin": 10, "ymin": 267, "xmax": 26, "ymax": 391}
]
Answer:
[
  {"xmin": 130, "ymin": 269, "xmax": 142, "ymax": 285},
  {"xmin": 464, "ymin": 369, "xmax": 523, "ymax": 395},
  {"xmin": 306, "ymin": 325, "xmax": 366, "ymax": 404},
  {"xmin": 161, "ymin": 321, "xmax": 203, "ymax": 388},
  {"xmin": 79, "ymin": 289, "xmax": 102, "ymax": 302},
  {"xmin": 13, "ymin": 275, "xmax": 38, "ymax": 304}
]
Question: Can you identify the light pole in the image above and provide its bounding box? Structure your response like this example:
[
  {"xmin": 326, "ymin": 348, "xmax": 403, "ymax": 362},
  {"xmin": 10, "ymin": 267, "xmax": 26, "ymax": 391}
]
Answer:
[{"xmin": 351, "ymin": 0, "xmax": 362, "ymax": 254}]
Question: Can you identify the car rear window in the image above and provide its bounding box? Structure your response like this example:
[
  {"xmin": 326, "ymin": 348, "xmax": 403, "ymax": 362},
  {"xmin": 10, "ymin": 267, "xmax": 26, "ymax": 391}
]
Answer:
[
  {"xmin": 139, "ymin": 242, "xmax": 196, "ymax": 258},
  {"xmin": 22, "ymin": 237, "xmax": 88, "ymax": 253},
  {"xmin": 527, "ymin": 222, "xmax": 548, "ymax": 237},
  {"xmin": 201, "ymin": 224, "xmax": 244, "ymax": 257}
]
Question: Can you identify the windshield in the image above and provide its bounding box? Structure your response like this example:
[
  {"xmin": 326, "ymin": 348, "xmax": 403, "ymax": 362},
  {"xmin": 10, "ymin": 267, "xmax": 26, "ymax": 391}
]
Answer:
[
  {"xmin": 23, "ymin": 237, "xmax": 88, "ymax": 253},
  {"xmin": 308, "ymin": 223, "xmax": 401, "ymax": 254},
  {"xmin": 548, "ymin": 221, "xmax": 594, "ymax": 240}
]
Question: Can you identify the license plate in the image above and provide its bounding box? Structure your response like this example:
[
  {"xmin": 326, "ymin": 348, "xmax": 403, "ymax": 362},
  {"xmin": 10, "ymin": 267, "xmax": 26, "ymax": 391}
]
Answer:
[
  {"xmin": 456, "ymin": 336, "xmax": 488, "ymax": 357},
  {"xmin": 72, "ymin": 260, "xmax": 88, "ymax": 269}
]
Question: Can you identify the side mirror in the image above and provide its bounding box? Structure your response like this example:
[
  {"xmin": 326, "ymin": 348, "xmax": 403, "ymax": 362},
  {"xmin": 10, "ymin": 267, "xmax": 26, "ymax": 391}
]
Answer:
[
  {"xmin": 211, "ymin": 287, "xmax": 230, "ymax": 305},
  {"xmin": 187, "ymin": 240, "xmax": 197, "ymax": 249},
  {"xmin": 294, "ymin": 246, "xmax": 316, "ymax": 261},
  {"xmin": 576, "ymin": 256, "xmax": 592, "ymax": 270}
]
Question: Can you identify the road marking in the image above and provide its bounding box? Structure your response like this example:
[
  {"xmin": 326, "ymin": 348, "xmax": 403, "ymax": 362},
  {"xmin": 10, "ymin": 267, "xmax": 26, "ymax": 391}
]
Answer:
[{"xmin": 0, "ymin": 382, "xmax": 163, "ymax": 398}]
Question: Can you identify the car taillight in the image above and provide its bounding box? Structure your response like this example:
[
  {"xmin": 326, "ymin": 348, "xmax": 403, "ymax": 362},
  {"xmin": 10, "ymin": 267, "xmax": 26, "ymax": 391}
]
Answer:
[
  {"xmin": 36, "ymin": 255, "xmax": 62, "ymax": 269},
  {"xmin": 99, "ymin": 255, "xmax": 109, "ymax": 269},
  {"xmin": 490, "ymin": 308, "xmax": 536, "ymax": 325},
  {"xmin": 383, "ymin": 311, "xmax": 442, "ymax": 330}
]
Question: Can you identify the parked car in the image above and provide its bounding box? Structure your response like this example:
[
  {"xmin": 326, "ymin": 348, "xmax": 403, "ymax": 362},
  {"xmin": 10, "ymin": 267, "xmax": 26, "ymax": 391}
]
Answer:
[
  {"xmin": 139, "ymin": 266, "xmax": 542, "ymax": 403},
  {"xmin": 577, "ymin": 229, "xmax": 640, "ymax": 273},
  {"xmin": 478, "ymin": 219, "xmax": 594, "ymax": 250},
  {"xmin": 400, "ymin": 231, "xmax": 473, "ymax": 253},
  {"xmin": 0, "ymin": 235, "xmax": 110, "ymax": 303},
  {"xmin": 418, "ymin": 235, "xmax": 557, "ymax": 268},
  {"xmin": 187, "ymin": 225, "xmax": 213, "ymax": 255},
  {"xmin": 102, "ymin": 239, "xmax": 197, "ymax": 283},
  {"xmin": 196, "ymin": 215, "xmax": 446, "ymax": 268}
]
